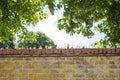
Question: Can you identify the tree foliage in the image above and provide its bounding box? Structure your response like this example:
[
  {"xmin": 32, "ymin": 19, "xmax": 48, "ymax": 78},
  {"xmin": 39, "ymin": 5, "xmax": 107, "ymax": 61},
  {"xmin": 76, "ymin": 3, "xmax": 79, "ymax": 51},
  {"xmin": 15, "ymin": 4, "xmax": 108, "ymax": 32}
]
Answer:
[
  {"xmin": 0, "ymin": 0, "xmax": 120, "ymax": 47},
  {"xmin": 57, "ymin": 0, "xmax": 120, "ymax": 46},
  {"xmin": 0, "ymin": 0, "xmax": 53, "ymax": 42},
  {"xmin": 0, "ymin": 35, "xmax": 15, "ymax": 49},
  {"xmin": 35, "ymin": 32, "xmax": 56, "ymax": 49},
  {"xmin": 17, "ymin": 31, "xmax": 56, "ymax": 49}
]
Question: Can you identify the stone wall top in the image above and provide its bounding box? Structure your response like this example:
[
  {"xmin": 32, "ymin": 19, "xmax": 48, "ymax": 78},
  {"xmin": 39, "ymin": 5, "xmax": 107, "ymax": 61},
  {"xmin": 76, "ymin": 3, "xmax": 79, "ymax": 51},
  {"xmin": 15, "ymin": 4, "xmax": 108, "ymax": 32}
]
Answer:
[{"xmin": 0, "ymin": 48, "xmax": 120, "ymax": 57}]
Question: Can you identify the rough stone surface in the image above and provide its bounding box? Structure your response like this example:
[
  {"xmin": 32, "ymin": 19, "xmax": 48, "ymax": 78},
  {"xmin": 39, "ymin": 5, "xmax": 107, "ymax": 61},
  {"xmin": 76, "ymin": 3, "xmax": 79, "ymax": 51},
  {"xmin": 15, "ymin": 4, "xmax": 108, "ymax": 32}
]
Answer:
[
  {"xmin": 0, "ymin": 56, "xmax": 120, "ymax": 80},
  {"xmin": 0, "ymin": 49, "xmax": 120, "ymax": 80}
]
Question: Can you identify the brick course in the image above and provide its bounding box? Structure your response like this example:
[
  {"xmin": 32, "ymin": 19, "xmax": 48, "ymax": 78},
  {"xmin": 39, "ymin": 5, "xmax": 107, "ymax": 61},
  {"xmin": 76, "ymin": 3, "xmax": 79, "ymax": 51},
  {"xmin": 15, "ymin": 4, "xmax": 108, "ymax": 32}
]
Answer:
[
  {"xmin": 0, "ymin": 48, "xmax": 120, "ymax": 57},
  {"xmin": 0, "ymin": 48, "xmax": 120, "ymax": 80}
]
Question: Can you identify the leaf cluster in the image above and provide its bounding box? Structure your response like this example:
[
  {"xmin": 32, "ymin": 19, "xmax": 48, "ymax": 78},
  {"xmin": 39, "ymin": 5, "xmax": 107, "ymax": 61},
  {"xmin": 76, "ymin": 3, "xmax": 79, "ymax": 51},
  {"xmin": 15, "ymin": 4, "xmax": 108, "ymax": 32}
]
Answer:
[
  {"xmin": 0, "ymin": 0, "xmax": 120, "ymax": 47},
  {"xmin": 17, "ymin": 31, "xmax": 56, "ymax": 49},
  {"xmin": 57, "ymin": 0, "xmax": 120, "ymax": 46}
]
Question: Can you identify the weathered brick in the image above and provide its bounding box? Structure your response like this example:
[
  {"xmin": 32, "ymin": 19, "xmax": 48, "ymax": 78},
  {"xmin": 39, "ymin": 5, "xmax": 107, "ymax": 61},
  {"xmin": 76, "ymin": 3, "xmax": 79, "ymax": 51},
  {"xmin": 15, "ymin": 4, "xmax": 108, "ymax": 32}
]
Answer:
[
  {"xmin": 86, "ymin": 65, "xmax": 95, "ymax": 68},
  {"xmin": 0, "ymin": 49, "xmax": 120, "ymax": 80},
  {"xmin": 86, "ymin": 74, "xmax": 97, "ymax": 78},
  {"xmin": 109, "ymin": 64, "xmax": 118, "ymax": 68},
  {"xmin": 109, "ymin": 61, "xmax": 115, "ymax": 64},
  {"xmin": 73, "ymin": 74, "xmax": 85, "ymax": 77}
]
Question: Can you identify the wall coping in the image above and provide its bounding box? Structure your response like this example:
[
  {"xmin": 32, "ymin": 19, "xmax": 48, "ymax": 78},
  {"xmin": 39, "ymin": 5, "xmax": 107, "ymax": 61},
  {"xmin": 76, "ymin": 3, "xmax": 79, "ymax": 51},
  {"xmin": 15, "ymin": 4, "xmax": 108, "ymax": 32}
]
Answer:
[{"xmin": 0, "ymin": 48, "xmax": 120, "ymax": 57}]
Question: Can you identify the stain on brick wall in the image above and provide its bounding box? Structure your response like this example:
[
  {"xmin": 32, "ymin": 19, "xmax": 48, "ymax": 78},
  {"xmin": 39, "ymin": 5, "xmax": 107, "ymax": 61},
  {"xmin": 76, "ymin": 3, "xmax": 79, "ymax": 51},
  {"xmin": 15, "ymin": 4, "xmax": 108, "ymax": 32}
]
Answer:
[{"xmin": 0, "ymin": 49, "xmax": 120, "ymax": 80}]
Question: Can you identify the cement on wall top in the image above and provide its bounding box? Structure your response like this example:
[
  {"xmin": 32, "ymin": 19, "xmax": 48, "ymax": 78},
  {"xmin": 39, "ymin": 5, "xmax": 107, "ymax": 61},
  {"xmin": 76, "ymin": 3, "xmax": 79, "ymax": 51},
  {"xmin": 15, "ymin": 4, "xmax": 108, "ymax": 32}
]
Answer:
[{"xmin": 0, "ymin": 48, "xmax": 120, "ymax": 57}]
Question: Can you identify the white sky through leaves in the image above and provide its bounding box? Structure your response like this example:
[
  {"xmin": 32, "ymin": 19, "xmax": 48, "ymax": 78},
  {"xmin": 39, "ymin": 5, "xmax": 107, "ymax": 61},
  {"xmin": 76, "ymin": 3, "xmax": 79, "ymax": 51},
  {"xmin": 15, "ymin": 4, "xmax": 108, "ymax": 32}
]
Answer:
[{"xmin": 27, "ymin": 8, "xmax": 105, "ymax": 48}]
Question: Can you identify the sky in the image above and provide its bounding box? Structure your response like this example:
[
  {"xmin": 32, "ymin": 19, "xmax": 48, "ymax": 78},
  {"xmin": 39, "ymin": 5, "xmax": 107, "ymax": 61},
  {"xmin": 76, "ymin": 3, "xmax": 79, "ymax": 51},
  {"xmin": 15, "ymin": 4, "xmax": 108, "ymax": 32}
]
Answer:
[{"xmin": 27, "ymin": 8, "xmax": 105, "ymax": 48}]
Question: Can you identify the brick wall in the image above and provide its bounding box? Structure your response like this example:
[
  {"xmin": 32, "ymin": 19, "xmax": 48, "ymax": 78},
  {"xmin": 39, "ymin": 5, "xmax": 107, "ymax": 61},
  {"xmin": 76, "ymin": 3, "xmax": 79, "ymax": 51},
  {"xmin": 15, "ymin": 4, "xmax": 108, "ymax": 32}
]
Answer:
[{"xmin": 0, "ymin": 48, "xmax": 120, "ymax": 80}]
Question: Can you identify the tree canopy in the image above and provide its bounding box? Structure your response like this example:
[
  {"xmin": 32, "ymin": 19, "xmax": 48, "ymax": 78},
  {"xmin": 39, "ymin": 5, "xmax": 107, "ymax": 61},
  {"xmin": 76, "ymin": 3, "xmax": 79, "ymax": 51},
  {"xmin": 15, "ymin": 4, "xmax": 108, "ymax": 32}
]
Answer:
[
  {"xmin": 0, "ymin": 0, "xmax": 120, "ymax": 47},
  {"xmin": 0, "ymin": 0, "xmax": 50, "ymax": 42},
  {"xmin": 57, "ymin": 0, "xmax": 120, "ymax": 47},
  {"xmin": 17, "ymin": 31, "xmax": 56, "ymax": 49},
  {"xmin": 0, "ymin": 35, "xmax": 15, "ymax": 49}
]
